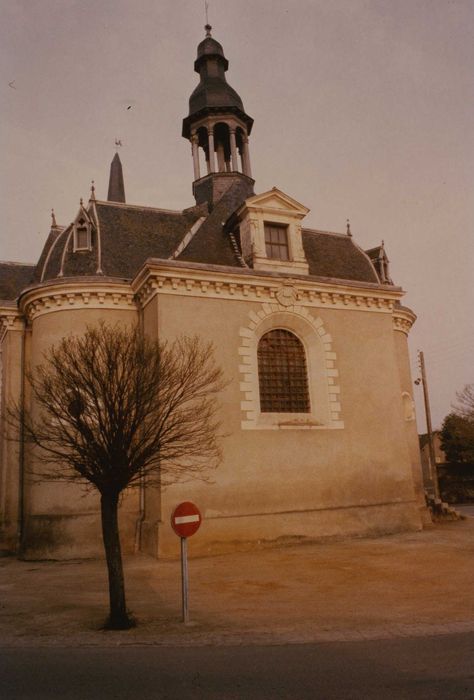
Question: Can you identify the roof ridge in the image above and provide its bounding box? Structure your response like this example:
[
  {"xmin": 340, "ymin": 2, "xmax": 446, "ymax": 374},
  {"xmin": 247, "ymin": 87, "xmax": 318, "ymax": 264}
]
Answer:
[
  {"xmin": 94, "ymin": 200, "xmax": 188, "ymax": 216},
  {"xmin": 302, "ymin": 228, "xmax": 348, "ymax": 239},
  {"xmin": 0, "ymin": 260, "xmax": 36, "ymax": 267}
]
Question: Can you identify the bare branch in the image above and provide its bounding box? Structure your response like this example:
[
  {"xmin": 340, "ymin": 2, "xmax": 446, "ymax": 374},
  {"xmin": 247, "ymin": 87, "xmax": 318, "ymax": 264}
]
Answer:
[{"xmin": 7, "ymin": 323, "xmax": 226, "ymax": 495}]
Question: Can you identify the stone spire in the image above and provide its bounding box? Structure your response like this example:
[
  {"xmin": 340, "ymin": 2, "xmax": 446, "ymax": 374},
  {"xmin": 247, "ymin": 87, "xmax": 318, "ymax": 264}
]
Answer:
[{"xmin": 107, "ymin": 152, "xmax": 126, "ymax": 203}]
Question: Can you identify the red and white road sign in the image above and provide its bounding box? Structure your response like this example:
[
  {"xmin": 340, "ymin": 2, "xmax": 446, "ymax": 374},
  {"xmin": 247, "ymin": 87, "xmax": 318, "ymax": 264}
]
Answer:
[{"xmin": 171, "ymin": 501, "xmax": 202, "ymax": 538}]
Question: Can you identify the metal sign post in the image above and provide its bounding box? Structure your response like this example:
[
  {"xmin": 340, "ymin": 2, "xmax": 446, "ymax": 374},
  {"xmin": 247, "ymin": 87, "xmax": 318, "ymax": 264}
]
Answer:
[
  {"xmin": 180, "ymin": 536, "xmax": 189, "ymax": 624},
  {"xmin": 171, "ymin": 501, "xmax": 202, "ymax": 625}
]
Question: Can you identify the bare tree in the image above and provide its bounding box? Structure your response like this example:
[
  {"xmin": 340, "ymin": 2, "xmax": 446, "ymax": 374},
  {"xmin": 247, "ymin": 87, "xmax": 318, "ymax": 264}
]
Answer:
[
  {"xmin": 440, "ymin": 384, "xmax": 474, "ymax": 465},
  {"xmin": 14, "ymin": 323, "xmax": 225, "ymax": 629},
  {"xmin": 454, "ymin": 384, "xmax": 474, "ymax": 422}
]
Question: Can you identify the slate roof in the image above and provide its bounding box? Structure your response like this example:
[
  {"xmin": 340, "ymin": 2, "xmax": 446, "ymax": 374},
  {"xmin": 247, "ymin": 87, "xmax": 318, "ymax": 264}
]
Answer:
[
  {"xmin": 0, "ymin": 262, "xmax": 35, "ymax": 301},
  {"xmin": 96, "ymin": 202, "xmax": 208, "ymax": 279},
  {"xmin": 2, "ymin": 178, "xmax": 387, "ymax": 301},
  {"xmin": 303, "ymin": 231, "xmax": 379, "ymax": 283},
  {"xmin": 35, "ymin": 201, "xmax": 208, "ymax": 283}
]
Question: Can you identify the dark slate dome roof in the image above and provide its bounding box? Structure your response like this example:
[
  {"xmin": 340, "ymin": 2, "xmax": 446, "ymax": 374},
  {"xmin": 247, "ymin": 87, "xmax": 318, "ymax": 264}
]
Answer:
[
  {"xmin": 188, "ymin": 28, "xmax": 243, "ymax": 115},
  {"xmin": 196, "ymin": 36, "xmax": 225, "ymax": 61},
  {"xmin": 183, "ymin": 28, "xmax": 253, "ymax": 137},
  {"xmin": 189, "ymin": 79, "xmax": 244, "ymax": 114}
]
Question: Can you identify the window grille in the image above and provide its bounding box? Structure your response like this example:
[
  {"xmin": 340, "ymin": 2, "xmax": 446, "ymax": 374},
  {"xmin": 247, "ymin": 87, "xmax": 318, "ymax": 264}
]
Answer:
[
  {"xmin": 264, "ymin": 223, "xmax": 289, "ymax": 261},
  {"xmin": 258, "ymin": 329, "xmax": 310, "ymax": 412}
]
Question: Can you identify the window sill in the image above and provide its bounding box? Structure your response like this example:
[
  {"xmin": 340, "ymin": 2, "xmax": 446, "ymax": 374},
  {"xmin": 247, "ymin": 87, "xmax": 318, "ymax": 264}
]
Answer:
[{"xmin": 241, "ymin": 417, "xmax": 344, "ymax": 430}]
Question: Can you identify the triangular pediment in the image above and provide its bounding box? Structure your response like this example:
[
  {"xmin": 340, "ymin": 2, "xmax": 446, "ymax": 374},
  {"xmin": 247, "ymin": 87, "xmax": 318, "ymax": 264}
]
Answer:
[
  {"xmin": 243, "ymin": 187, "xmax": 310, "ymax": 218},
  {"xmin": 73, "ymin": 203, "xmax": 95, "ymax": 229}
]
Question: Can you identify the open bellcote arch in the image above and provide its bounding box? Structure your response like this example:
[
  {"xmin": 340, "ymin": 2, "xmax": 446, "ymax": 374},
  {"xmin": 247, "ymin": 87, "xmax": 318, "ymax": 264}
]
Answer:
[{"xmin": 238, "ymin": 303, "xmax": 344, "ymax": 430}]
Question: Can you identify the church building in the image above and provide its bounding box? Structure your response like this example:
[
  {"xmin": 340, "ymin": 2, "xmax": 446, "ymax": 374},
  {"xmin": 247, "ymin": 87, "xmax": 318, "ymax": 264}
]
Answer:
[{"xmin": 0, "ymin": 26, "xmax": 429, "ymax": 559}]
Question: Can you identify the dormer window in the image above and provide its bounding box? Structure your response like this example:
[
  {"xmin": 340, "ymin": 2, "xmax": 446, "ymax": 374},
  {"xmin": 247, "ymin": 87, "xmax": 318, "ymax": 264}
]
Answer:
[
  {"xmin": 236, "ymin": 188, "xmax": 310, "ymax": 275},
  {"xmin": 74, "ymin": 218, "xmax": 91, "ymax": 251},
  {"xmin": 264, "ymin": 223, "xmax": 289, "ymax": 261}
]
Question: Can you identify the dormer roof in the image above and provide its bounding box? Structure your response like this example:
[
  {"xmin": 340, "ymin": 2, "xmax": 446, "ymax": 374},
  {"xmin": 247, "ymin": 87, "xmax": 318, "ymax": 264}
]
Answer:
[{"xmin": 238, "ymin": 188, "xmax": 310, "ymax": 219}]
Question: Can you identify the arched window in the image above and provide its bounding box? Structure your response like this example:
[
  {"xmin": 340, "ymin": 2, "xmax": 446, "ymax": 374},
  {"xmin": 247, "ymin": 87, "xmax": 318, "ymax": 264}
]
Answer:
[{"xmin": 258, "ymin": 329, "xmax": 310, "ymax": 413}]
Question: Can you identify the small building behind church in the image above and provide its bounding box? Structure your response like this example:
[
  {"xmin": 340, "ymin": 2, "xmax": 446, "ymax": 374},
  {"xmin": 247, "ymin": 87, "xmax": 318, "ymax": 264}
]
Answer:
[{"xmin": 0, "ymin": 26, "xmax": 429, "ymax": 559}]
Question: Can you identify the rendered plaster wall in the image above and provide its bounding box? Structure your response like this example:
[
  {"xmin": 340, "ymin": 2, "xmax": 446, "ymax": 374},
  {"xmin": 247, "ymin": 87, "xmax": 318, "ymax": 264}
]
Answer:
[
  {"xmin": 141, "ymin": 291, "xmax": 422, "ymax": 558},
  {"xmin": 138, "ymin": 299, "xmax": 162, "ymax": 557},
  {"xmin": 21, "ymin": 306, "xmax": 140, "ymax": 559},
  {"xmin": 393, "ymin": 328, "xmax": 428, "ymax": 519},
  {"xmin": 0, "ymin": 327, "xmax": 24, "ymax": 551}
]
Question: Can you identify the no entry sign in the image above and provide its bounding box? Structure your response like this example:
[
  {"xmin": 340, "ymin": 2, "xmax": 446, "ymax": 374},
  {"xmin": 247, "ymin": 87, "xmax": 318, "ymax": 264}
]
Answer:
[{"xmin": 171, "ymin": 501, "xmax": 202, "ymax": 539}]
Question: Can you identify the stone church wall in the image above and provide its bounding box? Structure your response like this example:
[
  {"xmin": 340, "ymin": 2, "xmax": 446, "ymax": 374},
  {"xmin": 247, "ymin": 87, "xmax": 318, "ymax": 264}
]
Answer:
[
  {"xmin": 19, "ymin": 302, "xmax": 140, "ymax": 559},
  {"xmin": 140, "ymin": 289, "xmax": 422, "ymax": 558}
]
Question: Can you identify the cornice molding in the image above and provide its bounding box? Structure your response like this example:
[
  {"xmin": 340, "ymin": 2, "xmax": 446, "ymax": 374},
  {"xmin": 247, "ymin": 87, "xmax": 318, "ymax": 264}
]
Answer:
[
  {"xmin": 19, "ymin": 281, "xmax": 136, "ymax": 321},
  {"xmin": 0, "ymin": 307, "xmax": 24, "ymax": 342},
  {"xmin": 133, "ymin": 262, "xmax": 403, "ymax": 314},
  {"xmin": 393, "ymin": 307, "xmax": 416, "ymax": 335}
]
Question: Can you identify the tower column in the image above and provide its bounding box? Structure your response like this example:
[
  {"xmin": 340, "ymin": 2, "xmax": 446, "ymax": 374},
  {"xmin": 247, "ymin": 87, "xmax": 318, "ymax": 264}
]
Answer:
[
  {"xmin": 216, "ymin": 141, "xmax": 226, "ymax": 172},
  {"xmin": 242, "ymin": 135, "xmax": 252, "ymax": 178},
  {"xmin": 229, "ymin": 129, "xmax": 238, "ymax": 171},
  {"xmin": 207, "ymin": 127, "xmax": 216, "ymax": 173},
  {"xmin": 191, "ymin": 133, "xmax": 200, "ymax": 180}
]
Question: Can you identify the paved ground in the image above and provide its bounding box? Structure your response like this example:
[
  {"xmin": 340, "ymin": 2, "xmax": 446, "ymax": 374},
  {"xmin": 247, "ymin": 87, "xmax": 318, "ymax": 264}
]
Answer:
[
  {"xmin": 2, "ymin": 635, "xmax": 473, "ymax": 699},
  {"xmin": 0, "ymin": 517, "xmax": 473, "ymax": 648},
  {"xmin": 457, "ymin": 503, "xmax": 474, "ymax": 517}
]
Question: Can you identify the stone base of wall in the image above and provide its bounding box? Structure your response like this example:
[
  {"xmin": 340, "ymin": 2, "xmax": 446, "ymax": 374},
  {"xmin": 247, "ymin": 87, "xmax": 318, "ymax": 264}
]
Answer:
[
  {"xmin": 17, "ymin": 501, "xmax": 424, "ymax": 560},
  {"xmin": 20, "ymin": 511, "xmax": 138, "ymax": 560},
  {"xmin": 151, "ymin": 500, "xmax": 423, "ymax": 559},
  {"xmin": 0, "ymin": 524, "xmax": 19, "ymax": 555}
]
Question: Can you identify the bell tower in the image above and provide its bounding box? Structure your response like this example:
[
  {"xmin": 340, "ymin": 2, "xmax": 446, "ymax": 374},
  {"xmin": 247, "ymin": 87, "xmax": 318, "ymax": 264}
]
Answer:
[{"xmin": 182, "ymin": 25, "xmax": 255, "ymax": 208}]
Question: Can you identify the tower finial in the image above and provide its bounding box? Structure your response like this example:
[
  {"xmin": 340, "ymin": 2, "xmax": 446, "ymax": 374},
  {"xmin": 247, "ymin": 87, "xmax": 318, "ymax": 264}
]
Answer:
[
  {"xmin": 346, "ymin": 219, "xmax": 352, "ymax": 237},
  {"xmin": 51, "ymin": 208, "xmax": 57, "ymax": 228},
  {"xmin": 90, "ymin": 180, "xmax": 96, "ymax": 200},
  {"xmin": 205, "ymin": 0, "xmax": 211, "ymax": 34},
  {"xmin": 80, "ymin": 197, "xmax": 83, "ymax": 207}
]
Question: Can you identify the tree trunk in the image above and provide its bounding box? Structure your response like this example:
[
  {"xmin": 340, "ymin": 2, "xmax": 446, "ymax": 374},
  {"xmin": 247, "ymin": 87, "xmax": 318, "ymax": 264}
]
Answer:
[{"xmin": 100, "ymin": 490, "xmax": 132, "ymax": 629}]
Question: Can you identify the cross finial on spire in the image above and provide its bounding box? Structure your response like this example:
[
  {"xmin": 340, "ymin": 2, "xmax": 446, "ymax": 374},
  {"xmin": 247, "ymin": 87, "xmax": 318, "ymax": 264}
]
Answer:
[{"xmin": 346, "ymin": 219, "xmax": 352, "ymax": 237}]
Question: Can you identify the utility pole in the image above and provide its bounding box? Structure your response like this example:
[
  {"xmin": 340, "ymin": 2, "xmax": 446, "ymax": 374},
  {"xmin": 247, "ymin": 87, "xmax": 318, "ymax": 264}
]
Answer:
[{"xmin": 418, "ymin": 350, "xmax": 440, "ymax": 499}]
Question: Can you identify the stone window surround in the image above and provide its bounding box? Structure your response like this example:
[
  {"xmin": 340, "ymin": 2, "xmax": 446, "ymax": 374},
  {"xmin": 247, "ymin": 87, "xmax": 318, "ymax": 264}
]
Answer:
[{"xmin": 239, "ymin": 303, "xmax": 343, "ymax": 430}]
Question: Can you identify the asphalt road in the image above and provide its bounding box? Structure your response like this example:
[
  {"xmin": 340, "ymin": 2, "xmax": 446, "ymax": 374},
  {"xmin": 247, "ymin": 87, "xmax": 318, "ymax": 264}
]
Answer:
[
  {"xmin": 457, "ymin": 504, "xmax": 474, "ymax": 518},
  {"xmin": 1, "ymin": 633, "xmax": 473, "ymax": 699}
]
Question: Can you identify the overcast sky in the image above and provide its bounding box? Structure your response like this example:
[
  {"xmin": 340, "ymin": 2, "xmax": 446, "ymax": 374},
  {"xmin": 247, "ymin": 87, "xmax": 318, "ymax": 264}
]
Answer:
[{"xmin": 1, "ymin": 0, "xmax": 473, "ymax": 429}]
